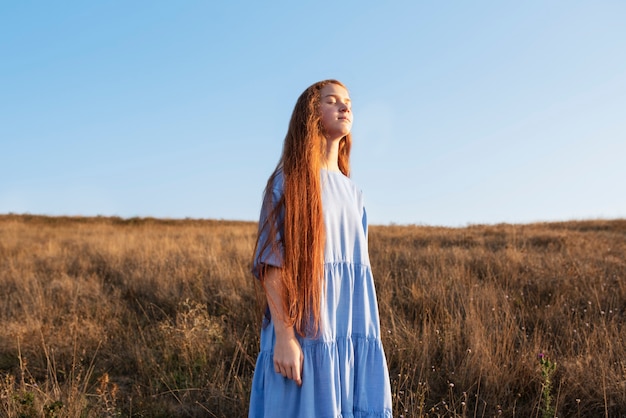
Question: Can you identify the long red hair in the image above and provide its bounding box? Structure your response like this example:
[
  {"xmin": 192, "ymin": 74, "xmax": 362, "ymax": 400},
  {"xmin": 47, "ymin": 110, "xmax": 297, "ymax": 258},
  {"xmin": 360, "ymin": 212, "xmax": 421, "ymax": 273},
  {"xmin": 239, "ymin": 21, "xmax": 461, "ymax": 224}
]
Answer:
[{"xmin": 255, "ymin": 79, "xmax": 352, "ymax": 336}]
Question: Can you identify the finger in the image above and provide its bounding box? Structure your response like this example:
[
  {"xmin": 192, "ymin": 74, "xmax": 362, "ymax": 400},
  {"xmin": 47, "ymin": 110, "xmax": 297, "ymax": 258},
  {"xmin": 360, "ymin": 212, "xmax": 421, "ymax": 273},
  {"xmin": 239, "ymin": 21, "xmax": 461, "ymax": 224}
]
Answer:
[
  {"xmin": 293, "ymin": 362, "xmax": 302, "ymax": 386},
  {"xmin": 296, "ymin": 352, "xmax": 304, "ymax": 386},
  {"xmin": 294, "ymin": 368, "xmax": 302, "ymax": 386},
  {"xmin": 275, "ymin": 363, "xmax": 285, "ymax": 376},
  {"xmin": 285, "ymin": 366, "xmax": 294, "ymax": 381}
]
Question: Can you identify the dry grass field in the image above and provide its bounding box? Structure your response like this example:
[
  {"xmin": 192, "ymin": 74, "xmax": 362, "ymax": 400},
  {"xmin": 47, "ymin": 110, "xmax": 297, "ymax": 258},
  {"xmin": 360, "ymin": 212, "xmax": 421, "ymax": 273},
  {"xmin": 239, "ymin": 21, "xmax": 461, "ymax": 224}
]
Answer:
[{"xmin": 0, "ymin": 214, "xmax": 625, "ymax": 417}]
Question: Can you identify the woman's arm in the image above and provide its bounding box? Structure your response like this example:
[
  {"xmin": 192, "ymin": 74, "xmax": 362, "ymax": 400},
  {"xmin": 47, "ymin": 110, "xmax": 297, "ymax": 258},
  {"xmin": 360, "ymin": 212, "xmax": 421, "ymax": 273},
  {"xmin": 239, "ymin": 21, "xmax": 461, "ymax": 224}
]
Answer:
[{"xmin": 263, "ymin": 266, "xmax": 304, "ymax": 386}]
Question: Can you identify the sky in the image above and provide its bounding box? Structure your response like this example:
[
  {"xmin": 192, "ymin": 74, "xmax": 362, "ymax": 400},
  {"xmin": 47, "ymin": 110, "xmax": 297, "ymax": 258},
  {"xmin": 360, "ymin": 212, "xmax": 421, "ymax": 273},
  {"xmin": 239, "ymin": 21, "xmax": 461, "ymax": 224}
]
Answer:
[{"xmin": 1, "ymin": 1, "xmax": 625, "ymax": 226}]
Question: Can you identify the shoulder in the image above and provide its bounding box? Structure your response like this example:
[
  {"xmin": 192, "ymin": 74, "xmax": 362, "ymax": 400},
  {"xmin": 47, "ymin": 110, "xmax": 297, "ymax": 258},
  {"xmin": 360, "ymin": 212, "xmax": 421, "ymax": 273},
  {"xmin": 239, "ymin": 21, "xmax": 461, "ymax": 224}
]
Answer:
[
  {"xmin": 262, "ymin": 168, "xmax": 284, "ymax": 206},
  {"xmin": 325, "ymin": 170, "xmax": 365, "ymax": 207},
  {"xmin": 345, "ymin": 175, "xmax": 367, "ymax": 212},
  {"xmin": 270, "ymin": 167, "xmax": 285, "ymax": 192},
  {"xmin": 341, "ymin": 173, "xmax": 363, "ymax": 199}
]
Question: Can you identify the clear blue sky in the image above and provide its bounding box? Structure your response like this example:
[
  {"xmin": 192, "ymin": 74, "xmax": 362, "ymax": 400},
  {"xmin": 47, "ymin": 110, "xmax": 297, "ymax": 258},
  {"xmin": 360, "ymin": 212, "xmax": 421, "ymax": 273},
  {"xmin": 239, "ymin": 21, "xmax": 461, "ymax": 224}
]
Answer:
[{"xmin": 2, "ymin": 1, "xmax": 625, "ymax": 226}]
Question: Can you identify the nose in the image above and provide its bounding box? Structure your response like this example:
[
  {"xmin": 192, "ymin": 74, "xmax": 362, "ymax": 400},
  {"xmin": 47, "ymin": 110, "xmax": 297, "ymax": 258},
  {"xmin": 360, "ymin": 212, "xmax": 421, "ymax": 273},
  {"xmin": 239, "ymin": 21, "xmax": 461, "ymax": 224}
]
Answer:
[{"xmin": 339, "ymin": 102, "xmax": 350, "ymax": 113}]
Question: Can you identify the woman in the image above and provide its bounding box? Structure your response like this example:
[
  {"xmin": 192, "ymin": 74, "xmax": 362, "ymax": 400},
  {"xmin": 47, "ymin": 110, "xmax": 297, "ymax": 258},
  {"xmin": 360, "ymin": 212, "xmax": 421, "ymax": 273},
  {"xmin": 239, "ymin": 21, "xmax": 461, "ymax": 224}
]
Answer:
[{"xmin": 249, "ymin": 80, "xmax": 392, "ymax": 418}]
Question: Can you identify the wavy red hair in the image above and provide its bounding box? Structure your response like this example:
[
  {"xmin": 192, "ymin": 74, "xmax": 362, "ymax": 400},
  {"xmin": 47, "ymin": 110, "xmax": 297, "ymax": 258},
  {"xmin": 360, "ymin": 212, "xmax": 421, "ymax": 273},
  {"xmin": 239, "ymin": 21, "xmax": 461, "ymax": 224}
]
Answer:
[{"xmin": 255, "ymin": 80, "xmax": 352, "ymax": 336}]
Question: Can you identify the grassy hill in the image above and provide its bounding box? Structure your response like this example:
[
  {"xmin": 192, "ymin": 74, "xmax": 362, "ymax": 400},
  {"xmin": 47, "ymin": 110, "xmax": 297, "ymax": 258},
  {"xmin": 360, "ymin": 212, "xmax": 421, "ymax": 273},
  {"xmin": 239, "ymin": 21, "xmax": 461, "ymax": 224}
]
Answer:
[{"xmin": 1, "ymin": 214, "xmax": 625, "ymax": 417}]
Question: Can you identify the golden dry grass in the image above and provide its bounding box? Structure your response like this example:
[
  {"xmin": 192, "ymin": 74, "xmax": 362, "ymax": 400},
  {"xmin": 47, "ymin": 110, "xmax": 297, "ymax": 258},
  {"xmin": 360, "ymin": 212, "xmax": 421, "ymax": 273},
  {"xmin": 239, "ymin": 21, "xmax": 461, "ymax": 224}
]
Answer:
[{"xmin": 0, "ymin": 214, "xmax": 625, "ymax": 417}]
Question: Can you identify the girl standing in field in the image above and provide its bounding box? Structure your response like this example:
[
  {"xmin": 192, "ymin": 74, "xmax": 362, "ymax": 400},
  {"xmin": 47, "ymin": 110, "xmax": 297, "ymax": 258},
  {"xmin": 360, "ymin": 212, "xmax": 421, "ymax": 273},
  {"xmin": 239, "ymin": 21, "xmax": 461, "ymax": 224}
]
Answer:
[{"xmin": 249, "ymin": 80, "xmax": 392, "ymax": 418}]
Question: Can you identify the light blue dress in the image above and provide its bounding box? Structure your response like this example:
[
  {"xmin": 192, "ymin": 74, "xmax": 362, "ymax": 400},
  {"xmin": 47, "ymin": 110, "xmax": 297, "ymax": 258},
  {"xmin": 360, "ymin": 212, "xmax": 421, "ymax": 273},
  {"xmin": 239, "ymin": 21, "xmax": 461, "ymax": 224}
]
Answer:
[{"xmin": 249, "ymin": 169, "xmax": 393, "ymax": 418}]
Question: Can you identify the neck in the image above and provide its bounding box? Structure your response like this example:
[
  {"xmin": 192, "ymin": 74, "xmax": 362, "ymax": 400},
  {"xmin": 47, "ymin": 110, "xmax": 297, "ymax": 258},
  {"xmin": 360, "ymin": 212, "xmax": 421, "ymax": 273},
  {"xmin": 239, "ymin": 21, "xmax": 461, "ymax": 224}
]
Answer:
[{"xmin": 322, "ymin": 137, "xmax": 341, "ymax": 172}]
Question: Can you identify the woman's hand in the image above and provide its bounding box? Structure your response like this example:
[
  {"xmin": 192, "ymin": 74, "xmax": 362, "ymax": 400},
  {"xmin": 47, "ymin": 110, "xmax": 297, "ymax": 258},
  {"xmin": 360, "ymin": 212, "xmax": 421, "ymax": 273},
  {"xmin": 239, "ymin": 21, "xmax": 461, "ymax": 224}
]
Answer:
[{"xmin": 273, "ymin": 329, "xmax": 304, "ymax": 386}]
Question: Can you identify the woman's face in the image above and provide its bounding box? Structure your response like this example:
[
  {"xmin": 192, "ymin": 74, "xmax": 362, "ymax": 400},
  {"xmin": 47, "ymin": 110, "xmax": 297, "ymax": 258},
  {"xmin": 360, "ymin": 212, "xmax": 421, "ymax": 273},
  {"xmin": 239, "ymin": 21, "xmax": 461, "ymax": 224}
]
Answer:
[{"xmin": 319, "ymin": 83, "xmax": 352, "ymax": 141}]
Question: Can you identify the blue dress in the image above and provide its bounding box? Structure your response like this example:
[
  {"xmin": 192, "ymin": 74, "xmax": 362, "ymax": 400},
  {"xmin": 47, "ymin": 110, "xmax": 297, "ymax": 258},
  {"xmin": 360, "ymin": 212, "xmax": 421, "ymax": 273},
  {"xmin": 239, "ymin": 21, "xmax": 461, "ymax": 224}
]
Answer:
[{"xmin": 249, "ymin": 169, "xmax": 393, "ymax": 418}]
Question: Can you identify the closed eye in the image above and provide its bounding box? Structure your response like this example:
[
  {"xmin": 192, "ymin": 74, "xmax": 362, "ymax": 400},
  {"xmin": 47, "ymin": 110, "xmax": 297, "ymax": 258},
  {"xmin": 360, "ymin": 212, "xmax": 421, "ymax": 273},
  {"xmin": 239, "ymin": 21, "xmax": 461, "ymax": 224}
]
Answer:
[{"xmin": 324, "ymin": 94, "xmax": 351, "ymax": 106}]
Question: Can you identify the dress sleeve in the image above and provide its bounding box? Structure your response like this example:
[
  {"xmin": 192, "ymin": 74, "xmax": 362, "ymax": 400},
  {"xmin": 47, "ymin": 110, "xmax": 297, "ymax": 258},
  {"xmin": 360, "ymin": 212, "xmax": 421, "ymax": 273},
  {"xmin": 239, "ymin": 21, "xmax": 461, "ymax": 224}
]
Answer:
[
  {"xmin": 251, "ymin": 176, "xmax": 285, "ymax": 280},
  {"xmin": 358, "ymin": 188, "xmax": 368, "ymax": 240},
  {"xmin": 361, "ymin": 205, "xmax": 369, "ymax": 241}
]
